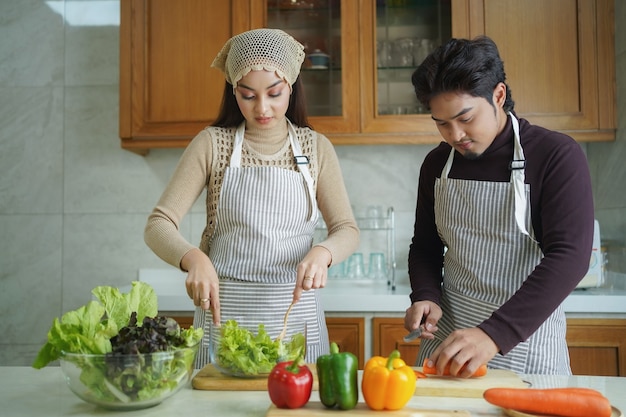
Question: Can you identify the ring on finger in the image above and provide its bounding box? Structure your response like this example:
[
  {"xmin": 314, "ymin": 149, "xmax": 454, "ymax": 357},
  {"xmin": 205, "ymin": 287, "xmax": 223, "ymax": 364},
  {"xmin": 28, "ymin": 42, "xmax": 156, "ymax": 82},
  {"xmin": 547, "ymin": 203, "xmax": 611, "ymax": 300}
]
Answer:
[
  {"xmin": 304, "ymin": 276, "xmax": 314, "ymax": 281},
  {"xmin": 200, "ymin": 298, "xmax": 210, "ymax": 303}
]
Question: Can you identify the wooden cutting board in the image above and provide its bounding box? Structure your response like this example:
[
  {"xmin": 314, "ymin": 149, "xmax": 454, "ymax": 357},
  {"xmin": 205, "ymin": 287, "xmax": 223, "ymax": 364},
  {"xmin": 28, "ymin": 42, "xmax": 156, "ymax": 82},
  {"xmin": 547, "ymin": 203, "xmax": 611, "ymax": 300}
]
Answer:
[
  {"xmin": 413, "ymin": 368, "xmax": 528, "ymax": 398},
  {"xmin": 504, "ymin": 405, "xmax": 623, "ymax": 417},
  {"xmin": 192, "ymin": 363, "xmax": 318, "ymax": 391},
  {"xmin": 266, "ymin": 402, "xmax": 471, "ymax": 416}
]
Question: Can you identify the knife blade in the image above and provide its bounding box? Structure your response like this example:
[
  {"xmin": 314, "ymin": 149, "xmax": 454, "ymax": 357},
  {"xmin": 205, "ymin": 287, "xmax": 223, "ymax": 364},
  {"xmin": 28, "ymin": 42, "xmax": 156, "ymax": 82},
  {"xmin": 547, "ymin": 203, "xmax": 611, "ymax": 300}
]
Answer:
[{"xmin": 403, "ymin": 327, "xmax": 422, "ymax": 342}]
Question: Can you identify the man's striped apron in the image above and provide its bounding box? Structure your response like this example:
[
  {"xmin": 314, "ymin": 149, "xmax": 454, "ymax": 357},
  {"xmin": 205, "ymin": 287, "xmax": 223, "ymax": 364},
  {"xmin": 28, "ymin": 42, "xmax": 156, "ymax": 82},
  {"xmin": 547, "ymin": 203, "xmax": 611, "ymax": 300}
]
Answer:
[{"xmin": 417, "ymin": 114, "xmax": 570, "ymax": 374}]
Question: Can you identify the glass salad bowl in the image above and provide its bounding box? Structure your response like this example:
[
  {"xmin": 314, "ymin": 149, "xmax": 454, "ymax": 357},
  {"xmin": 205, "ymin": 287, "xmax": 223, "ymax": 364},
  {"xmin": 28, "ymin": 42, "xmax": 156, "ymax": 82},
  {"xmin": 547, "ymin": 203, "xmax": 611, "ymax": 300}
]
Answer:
[
  {"xmin": 59, "ymin": 343, "xmax": 199, "ymax": 410},
  {"xmin": 210, "ymin": 315, "xmax": 307, "ymax": 378}
]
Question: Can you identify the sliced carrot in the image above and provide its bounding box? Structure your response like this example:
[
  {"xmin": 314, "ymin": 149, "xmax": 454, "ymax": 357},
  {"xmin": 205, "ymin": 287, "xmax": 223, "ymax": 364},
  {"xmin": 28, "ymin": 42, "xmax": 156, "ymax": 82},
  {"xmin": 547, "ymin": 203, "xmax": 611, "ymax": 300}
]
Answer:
[
  {"xmin": 468, "ymin": 363, "xmax": 487, "ymax": 377},
  {"xmin": 483, "ymin": 387, "xmax": 612, "ymax": 417},
  {"xmin": 414, "ymin": 370, "xmax": 428, "ymax": 379},
  {"xmin": 422, "ymin": 358, "xmax": 488, "ymax": 378}
]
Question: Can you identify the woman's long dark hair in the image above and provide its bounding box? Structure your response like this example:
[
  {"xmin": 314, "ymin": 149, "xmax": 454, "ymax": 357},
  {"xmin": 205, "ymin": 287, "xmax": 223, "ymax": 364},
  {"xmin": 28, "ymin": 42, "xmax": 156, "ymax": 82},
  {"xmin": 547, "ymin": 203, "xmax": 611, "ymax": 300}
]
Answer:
[{"xmin": 212, "ymin": 76, "xmax": 311, "ymax": 129}]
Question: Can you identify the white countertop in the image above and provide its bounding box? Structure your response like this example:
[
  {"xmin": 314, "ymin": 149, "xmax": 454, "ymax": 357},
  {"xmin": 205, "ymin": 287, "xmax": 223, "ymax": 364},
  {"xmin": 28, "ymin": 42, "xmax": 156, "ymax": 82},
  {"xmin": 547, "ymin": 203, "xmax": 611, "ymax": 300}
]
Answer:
[
  {"xmin": 2, "ymin": 366, "xmax": 624, "ymax": 417},
  {"xmin": 138, "ymin": 268, "xmax": 626, "ymax": 315}
]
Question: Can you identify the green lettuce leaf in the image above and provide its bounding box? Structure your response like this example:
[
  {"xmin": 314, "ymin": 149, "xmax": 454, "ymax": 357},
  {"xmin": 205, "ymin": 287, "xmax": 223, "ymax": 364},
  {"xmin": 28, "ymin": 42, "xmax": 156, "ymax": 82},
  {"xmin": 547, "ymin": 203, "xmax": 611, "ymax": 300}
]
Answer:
[
  {"xmin": 92, "ymin": 281, "xmax": 157, "ymax": 330},
  {"xmin": 215, "ymin": 320, "xmax": 305, "ymax": 376},
  {"xmin": 32, "ymin": 281, "xmax": 204, "ymax": 406},
  {"xmin": 33, "ymin": 281, "xmax": 159, "ymax": 369}
]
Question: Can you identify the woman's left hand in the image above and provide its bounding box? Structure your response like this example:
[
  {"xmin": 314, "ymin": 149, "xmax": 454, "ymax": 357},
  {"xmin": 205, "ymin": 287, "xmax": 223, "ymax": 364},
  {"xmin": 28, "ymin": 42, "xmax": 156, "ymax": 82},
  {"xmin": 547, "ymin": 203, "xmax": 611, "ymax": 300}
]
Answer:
[{"xmin": 293, "ymin": 246, "xmax": 332, "ymax": 302}]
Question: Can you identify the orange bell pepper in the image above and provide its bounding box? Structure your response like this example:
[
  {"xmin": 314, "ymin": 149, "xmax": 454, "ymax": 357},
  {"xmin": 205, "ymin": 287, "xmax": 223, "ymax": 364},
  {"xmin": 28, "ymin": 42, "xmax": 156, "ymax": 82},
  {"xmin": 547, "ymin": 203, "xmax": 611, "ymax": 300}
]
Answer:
[{"xmin": 361, "ymin": 350, "xmax": 417, "ymax": 411}]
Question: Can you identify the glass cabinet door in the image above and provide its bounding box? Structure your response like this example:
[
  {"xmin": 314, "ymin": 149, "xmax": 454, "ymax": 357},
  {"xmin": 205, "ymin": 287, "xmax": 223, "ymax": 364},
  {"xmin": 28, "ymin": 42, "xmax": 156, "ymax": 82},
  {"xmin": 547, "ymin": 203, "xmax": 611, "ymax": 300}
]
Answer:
[
  {"xmin": 376, "ymin": 0, "xmax": 451, "ymax": 116},
  {"xmin": 262, "ymin": 1, "xmax": 360, "ymax": 134},
  {"xmin": 359, "ymin": 0, "xmax": 453, "ymax": 140},
  {"xmin": 267, "ymin": 1, "xmax": 341, "ymax": 117}
]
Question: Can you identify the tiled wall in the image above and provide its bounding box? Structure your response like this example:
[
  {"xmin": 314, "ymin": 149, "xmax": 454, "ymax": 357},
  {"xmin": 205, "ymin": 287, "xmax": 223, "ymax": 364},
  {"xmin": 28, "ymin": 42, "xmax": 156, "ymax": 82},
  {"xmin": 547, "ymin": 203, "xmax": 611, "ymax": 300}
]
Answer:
[
  {"xmin": 0, "ymin": 1, "xmax": 624, "ymax": 366},
  {"xmin": 587, "ymin": 0, "xmax": 626, "ymax": 273}
]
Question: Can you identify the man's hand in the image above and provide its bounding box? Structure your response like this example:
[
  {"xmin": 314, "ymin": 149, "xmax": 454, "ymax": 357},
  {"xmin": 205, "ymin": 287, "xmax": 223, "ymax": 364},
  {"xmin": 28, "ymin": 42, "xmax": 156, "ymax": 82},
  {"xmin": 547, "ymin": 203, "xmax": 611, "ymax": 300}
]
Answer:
[
  {"xmin": 426, "ymin": 327, "xmax": 498, "ymax": 378},
  {"xmin": 404, "ymin": 300, "xmax": 442, "ymax": 340}
]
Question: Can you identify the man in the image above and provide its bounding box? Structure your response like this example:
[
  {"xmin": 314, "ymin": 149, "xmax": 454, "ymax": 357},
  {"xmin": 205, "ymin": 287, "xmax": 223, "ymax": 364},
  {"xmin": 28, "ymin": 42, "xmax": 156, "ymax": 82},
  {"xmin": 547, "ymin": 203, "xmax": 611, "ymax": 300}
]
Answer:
[{"xmin": 404, "ymin": 36, "xmax": 594, "ymax": 376}]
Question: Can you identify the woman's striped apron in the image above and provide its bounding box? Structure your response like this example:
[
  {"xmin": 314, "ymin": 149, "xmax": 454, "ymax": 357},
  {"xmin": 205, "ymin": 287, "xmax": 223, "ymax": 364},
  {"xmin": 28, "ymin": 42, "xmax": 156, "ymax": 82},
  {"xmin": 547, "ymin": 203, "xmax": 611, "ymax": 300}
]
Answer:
[
  {"xmin": 417, "ymin": 113, "xmax": 570, "ymax": 374},
  {"xmin": 193, "ymin": 121, "xmax": 329, "ymax": 368}
]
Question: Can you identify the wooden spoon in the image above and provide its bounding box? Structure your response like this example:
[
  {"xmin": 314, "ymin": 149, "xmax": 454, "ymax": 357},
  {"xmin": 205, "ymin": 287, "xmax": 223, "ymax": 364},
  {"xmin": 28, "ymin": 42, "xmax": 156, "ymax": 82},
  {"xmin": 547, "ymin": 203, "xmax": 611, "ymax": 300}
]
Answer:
[{"xmin": 276, "ymin": 301, "xmax": 296, "ymax": 341}]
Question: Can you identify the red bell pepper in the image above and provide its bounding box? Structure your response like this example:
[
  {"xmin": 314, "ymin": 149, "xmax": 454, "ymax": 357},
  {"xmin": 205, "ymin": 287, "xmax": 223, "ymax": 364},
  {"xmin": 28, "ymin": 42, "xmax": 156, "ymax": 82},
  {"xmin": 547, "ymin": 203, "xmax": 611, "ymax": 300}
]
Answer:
[{"xmin": 267, "ymin": 354, "xmax": 313, "ymax": 409}]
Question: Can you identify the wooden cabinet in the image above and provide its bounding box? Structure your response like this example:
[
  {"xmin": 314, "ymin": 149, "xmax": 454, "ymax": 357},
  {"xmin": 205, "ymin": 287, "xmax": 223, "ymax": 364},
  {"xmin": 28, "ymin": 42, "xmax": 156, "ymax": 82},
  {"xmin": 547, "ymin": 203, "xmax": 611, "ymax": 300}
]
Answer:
[
  {"xmin": 120, "ymin": 0, "xmax": 362, "ymax": 154},
  {"xmin": 373, "ymin": 317, "xmax": 421, "ymax": 366},
  {"xmin": 566, "ymin": 318, "xmax": 626, "ymax": 377},
  {"xmin": 173, "ymin": 314, "xmax": 626, "ymax": 375},
  {"xmin": 259, "ymin": 2, "xmax": 361, "ymax": 136},
  {"xmin": 171, "ymin": 315, "xmax": 194, "ymax": 329},
  {"xmin": 372, "ymin": 317, "xmax": 626, "ymax": 376},
  {"xmin": 119, "ymin": 0, "xmax": 251, "ymax": 154},
  {"xmin": 120, "ymin": 0, "xmax": 615, "ymax": 154},
  {"xmin": 456, "ymin": 0, "xmax": 616, "ymax": 143},
  {"xmin": 326, "ymin": 317, "xmax": 365, "ymax": 369},
  {"xmin": 361, "ymin": 0, "xmax": 615, "ymax": 143}
]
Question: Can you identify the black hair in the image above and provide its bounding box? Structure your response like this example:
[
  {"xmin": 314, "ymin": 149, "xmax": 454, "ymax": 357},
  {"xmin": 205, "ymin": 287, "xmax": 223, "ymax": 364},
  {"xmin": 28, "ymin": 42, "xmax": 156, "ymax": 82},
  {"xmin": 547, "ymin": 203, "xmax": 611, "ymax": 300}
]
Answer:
[
  {"xmin": 212, "ymin": 76, "xmax": 311, "ymax": 128},
  {"xmin": 411, "ymin": 35, "xmax": 514, "ymax": 112}
]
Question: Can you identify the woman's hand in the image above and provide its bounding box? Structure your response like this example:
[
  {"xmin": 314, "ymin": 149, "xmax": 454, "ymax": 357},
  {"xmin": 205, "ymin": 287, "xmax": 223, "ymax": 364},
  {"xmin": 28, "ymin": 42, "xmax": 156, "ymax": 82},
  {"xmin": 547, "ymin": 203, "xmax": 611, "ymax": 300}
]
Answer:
[
  {"xmin": 181, "ymin": 248, "xmax": 221, "ymax": 324},
  {"xmin": 404, "ymin": 300, "xmax": 442, "ymax": 340},
  {"xmin": 292, "ymin": 246, "xmax": 332, "ymax": 302}
]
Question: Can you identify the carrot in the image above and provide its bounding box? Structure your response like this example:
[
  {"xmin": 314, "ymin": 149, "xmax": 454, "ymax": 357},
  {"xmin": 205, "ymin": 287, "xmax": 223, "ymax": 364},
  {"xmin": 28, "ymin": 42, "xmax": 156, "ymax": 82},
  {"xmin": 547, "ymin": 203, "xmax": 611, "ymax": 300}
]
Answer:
[
  {"xmin": 414, "ymin": 370, "xmax": 428, "ymax": 379},
  {"xmin": 539, "ymin": 387, "xmax": 607, "ymax": 397},
  {"xmin": 422, "ymin": 358, "xmax": 488, "ymax": 378},
  {"xmin": 483, "ymin": 387, "xmax": 612, "ymax": 417}
]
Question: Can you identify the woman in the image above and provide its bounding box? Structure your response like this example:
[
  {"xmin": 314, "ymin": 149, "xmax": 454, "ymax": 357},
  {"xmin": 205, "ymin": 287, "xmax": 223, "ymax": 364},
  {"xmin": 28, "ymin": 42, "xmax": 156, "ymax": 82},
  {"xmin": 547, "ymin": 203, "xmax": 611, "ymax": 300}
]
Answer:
[{"xmin": 144, "ymin": 28, "xmax": 359, "ymax": 367}]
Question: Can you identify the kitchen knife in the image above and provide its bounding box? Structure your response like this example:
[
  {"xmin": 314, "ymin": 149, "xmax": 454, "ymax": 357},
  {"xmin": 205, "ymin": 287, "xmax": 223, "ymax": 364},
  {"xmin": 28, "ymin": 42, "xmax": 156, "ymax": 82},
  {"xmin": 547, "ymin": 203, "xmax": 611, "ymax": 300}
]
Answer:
[{"xmin": 403, "ymin": 327, "xmax": 422, "ymax": 342}]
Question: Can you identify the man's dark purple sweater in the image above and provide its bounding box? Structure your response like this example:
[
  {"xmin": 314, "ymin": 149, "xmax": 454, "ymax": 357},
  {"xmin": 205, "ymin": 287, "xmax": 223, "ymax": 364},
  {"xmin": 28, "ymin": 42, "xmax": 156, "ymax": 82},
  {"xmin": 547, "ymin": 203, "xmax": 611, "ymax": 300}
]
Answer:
[{"xmin": 408, "ymin": 114, "xmax": 595, "ymax": 355}]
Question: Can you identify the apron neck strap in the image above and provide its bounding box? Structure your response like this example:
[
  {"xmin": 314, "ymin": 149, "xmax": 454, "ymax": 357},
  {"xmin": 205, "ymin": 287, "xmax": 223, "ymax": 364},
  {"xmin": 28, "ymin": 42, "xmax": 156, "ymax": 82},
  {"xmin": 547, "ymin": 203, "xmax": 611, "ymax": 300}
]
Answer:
[
  {"xmin": 230, "ymin": 120, "xmax": 318, "ymax": 222},
  {"xmin": 441, "ymin": 112, "xmax": 535, "ymax": 242},
  {"xmin": 508, "ymin": 112, "xmax": 536, "ymax": 242}
]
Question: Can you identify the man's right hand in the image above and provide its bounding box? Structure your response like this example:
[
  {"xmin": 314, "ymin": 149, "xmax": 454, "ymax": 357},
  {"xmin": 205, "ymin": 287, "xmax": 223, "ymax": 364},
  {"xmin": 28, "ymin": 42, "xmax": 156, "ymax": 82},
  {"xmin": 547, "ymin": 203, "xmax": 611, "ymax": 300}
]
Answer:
[{"xmin": 404, "ymin": 300, "xmax": 442, "ymax": 340}]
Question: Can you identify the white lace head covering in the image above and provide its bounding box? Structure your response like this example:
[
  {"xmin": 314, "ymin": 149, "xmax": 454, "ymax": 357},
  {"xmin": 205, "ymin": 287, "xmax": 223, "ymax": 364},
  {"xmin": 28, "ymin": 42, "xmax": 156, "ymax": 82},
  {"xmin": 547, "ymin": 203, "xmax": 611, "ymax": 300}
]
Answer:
[{"xmin": 211, "ymin": 28, "xmax": 305, "ymax": 92}]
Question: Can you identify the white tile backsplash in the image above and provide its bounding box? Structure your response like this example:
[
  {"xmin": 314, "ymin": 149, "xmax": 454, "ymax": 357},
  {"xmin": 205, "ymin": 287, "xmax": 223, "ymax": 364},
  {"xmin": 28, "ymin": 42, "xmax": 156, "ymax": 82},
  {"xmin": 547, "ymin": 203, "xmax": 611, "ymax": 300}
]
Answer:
[
  {"xmin": 0, "ymin": 87, "xmax": 64, "ymax": 214},
  {"xmin": 0, "ymin": 1, "xmax": 65, "ymax": 87},
  {"xmin": 0, "ymin": 214, "xmax": 63, "ymax": 350}
]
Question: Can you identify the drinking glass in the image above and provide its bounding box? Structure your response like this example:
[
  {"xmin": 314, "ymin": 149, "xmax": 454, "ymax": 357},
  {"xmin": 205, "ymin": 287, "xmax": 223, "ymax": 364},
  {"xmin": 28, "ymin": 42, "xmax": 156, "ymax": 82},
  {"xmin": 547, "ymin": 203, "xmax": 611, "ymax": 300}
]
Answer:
[
  {"xmin": 368, "ymin": 252, "xmax": 387, "ymax": 280},
  {"xmin": 365, "ymin": 205, "xmax": 384, "ymax": 229},
  {"xmin": 328, "ymin": 261, "xmax": 346, "ymax": 279},
  {"xmin": 346, "ymin": 253, "xmax": 366, "ymax": 278}
]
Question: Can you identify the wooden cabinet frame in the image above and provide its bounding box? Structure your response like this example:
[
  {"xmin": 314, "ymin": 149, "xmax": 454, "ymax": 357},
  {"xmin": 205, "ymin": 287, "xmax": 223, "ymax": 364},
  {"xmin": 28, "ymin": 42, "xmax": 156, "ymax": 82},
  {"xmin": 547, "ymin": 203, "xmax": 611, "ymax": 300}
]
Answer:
[
  {"xmin": 119, "ymin": 0, "xmax": 251, "ymax": 155},
  {"xmin": 373, "ymin": 317, "xmax": 626, "ymax": 376},
  {"xmin": 373, "ymin": 317, "xmax": 420, "ymax": 366},
  {"xmin": 326, "ymin": 316, "xmax": 365, "ymax": 369},
  {"xmin": 458, "ymin": 0, "xmax": 615, "ymax": 142},
  {"xmin": 567, "ymin": 318, "xmax": 626, "ymax": 376},
  {"xmin": 358, "ymin": 0, "xmax": 615, "ymax": 144},
  {"xmin": 248, "ymin": 1, "xmax": 361, "ymax": 135},
  {"xmin": 173, "ymin": 315, "xmax": 626, "ymax": 375}
]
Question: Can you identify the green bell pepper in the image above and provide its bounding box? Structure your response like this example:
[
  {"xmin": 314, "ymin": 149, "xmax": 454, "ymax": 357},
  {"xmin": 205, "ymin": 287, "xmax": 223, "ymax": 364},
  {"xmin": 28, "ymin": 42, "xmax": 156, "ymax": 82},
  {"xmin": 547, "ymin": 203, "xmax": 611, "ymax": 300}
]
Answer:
[{"xmin": 316, "ymin": 341, "xmax": 358, "ymax": 410}]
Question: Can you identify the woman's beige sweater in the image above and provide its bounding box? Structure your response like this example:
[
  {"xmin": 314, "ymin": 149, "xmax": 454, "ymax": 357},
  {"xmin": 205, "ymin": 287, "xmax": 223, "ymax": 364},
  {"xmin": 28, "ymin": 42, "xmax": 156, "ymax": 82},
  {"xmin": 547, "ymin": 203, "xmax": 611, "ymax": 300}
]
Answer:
[{"xmin": 144, "ymin": 121, "xmax": 359, "ymax": 270}]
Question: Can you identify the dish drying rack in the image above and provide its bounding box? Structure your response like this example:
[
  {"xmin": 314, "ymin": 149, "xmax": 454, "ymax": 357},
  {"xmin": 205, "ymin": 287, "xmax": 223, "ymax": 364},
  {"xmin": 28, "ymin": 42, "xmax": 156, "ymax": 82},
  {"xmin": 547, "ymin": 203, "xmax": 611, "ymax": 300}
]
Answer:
[{"xmin": 315, "ymin": 206, "xmax": 398, "ymax": 290}]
